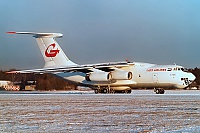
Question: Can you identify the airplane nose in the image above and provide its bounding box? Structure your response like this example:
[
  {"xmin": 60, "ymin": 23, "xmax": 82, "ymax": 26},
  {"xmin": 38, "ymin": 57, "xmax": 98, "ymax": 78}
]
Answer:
[{"xmin": 189, "ymin": 73, "xmax": 196, "ymax": 82}]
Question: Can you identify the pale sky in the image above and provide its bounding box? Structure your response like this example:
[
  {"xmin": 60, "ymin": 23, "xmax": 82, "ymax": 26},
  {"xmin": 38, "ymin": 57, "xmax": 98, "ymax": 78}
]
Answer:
[{"xmin": 1, "ymin": 0, "xmax": 200, "ymax": 70}]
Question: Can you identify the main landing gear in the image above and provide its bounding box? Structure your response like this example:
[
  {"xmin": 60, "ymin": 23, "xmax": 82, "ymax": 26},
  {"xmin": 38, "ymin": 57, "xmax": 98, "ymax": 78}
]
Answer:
[
  {"xmin": 154, "ymin": 88, "xmax": 165, "ymax": 94},
  {"xmin": 94, "ymin": 86, "xmax": 132, "ymax": 94}
]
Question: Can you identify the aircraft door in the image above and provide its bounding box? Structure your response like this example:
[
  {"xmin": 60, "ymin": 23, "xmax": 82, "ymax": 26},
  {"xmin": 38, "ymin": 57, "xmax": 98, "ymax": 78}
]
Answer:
[{"xmin": 152, "ymin": 73, "xmax": 159, "ymax": 83}]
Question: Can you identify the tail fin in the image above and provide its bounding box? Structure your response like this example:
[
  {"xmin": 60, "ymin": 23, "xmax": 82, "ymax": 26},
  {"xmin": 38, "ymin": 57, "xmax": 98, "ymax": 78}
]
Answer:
[{"xmin": 7, "ymin": 32, "xmax": 77, "ymax": 68}]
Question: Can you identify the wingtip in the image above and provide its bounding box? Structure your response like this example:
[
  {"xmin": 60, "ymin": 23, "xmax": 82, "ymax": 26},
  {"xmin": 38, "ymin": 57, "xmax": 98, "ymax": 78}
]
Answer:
[{"xmin": 7, "ymin": 31, "xmax": 16, "ymax": 34}]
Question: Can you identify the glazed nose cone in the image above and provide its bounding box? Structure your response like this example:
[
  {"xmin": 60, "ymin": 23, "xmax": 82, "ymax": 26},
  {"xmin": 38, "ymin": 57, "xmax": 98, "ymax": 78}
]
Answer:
[{"xmin": 189, "ymin": 73, "xmax": 196, "ymax": 82}]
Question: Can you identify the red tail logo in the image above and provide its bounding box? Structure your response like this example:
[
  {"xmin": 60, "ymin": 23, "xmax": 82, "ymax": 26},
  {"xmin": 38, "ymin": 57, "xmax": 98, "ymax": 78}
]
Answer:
[{"xmin": 45, "ymin": 43, "xmax": 60, "ymax": 57}]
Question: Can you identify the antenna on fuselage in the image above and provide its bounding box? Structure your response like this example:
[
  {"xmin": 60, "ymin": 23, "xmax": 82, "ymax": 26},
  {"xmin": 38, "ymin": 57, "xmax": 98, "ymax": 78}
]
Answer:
[{"xmin": 125, "ymin": 58, "xmax": 131, "ymax": 63}]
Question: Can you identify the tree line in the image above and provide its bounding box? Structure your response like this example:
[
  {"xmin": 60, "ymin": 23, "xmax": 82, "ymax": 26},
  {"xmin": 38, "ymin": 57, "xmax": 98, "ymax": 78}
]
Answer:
[
  {"xmin": 0, "ymin": 70, "xmax": 77, "ymax": 91},
  {"xmin": 188, "ymin": 68, "xmax": 200, "ymax": 86},
  {"xmin": 0, "ymin": 68, "xmax": 200, "ymax": 91}
]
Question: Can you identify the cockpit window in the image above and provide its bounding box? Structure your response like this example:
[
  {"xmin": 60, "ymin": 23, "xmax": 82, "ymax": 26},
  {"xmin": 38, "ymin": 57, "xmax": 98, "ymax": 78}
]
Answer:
[
  {"xmin": 181, "ymin": 68, "xmax": 188, "ymax": 72},
  {"xmin": 173, "ymin": 67, "xmax": 185, "ymax": 71}
]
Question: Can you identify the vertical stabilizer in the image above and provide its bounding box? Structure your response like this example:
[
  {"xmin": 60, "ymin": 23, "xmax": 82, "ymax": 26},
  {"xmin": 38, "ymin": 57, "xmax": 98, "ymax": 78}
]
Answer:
[{"xmin": 7, "ymin": 32, "xmax": 77, "ymax": 68}]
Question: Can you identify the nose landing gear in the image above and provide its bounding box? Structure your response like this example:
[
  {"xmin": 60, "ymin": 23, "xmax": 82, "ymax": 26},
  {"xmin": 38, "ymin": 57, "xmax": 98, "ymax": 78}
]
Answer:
[{"xmin": 154, "ymin": 88, "xmax": 165, "ymax": 94}]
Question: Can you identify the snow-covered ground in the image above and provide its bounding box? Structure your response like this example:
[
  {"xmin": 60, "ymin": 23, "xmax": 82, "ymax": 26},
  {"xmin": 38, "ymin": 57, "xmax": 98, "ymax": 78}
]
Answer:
[{"xmin": 0, "ymin": 90, "xmax": 199, "ymax": 132}]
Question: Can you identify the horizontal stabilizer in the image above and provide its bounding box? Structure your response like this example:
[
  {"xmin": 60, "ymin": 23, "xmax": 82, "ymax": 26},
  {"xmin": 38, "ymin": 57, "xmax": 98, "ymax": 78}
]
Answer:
[{"xmin": 7, "ymin": 31, "xmax": 63, "ymax": 38}]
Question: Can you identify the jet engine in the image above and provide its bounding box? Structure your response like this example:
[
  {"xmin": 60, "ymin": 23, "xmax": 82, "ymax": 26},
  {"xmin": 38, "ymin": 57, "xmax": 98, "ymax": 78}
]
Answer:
[
  {"xmin": 111, "ymin": 70, "xmax": 133, "ymax": 80},
  {"xmin": 86, "ymin": 72, "xmax": 112, "ymax": 81}
]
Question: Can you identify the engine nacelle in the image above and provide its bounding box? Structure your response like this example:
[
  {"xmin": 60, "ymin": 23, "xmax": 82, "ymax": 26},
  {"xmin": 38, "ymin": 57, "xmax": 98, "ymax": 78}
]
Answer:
[
  {"xmin": 111, "ymin": 70, "xmax": 133, "ymax": 80},
  {"xmin": 86, "ymin": 72, "xmax": 112, "ymax": 81}
]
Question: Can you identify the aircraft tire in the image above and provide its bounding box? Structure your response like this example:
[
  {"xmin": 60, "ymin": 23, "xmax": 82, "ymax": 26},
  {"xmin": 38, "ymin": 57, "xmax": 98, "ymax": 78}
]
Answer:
[
  {"xmin": 94, "ymin": 89, "xmax": 99, "ymax": 94},
  {"xmin": 127, "ymin": 90, "xmax": 132, "ymax": 94},
  {"xmin": 155, "ymin": 88, "xmax": 165, "ymax": 94},
  {"xmin": 110, "ymin": 89, "xmax": 115, "ymax": 93},
  {"xmin": 124, "ymin": 90, "xmax": 128, "ymax": 93},
  {"xmin": 155, "ymin": 89, "xmax": 159, "ymax": 94},
  {"xmin": 160, "ymin": 89, "xmax": 165, "ymax": 94},
  {"xmin": 103, "ymin": 89, "xmax": 108, "ymax": 93}
]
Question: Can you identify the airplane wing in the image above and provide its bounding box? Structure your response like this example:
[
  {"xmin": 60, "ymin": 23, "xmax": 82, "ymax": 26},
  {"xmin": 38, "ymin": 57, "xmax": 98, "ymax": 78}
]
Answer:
[{"xmin": 7, "ymin": 61, "xmax": 134, "ymax": 74}]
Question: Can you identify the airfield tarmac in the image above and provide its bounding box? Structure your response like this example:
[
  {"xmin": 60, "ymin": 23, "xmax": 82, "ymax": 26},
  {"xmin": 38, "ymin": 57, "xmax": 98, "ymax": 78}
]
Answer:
[{"xmin": 0, "ymin": 90, "xmax": 199, "ymax": 133}]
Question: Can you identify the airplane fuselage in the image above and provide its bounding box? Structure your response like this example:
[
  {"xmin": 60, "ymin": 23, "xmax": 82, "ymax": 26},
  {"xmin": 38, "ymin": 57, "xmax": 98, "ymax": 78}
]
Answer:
[{"xmin": 56, "ymin": 62, "xmax": 195, "ymax": 91}]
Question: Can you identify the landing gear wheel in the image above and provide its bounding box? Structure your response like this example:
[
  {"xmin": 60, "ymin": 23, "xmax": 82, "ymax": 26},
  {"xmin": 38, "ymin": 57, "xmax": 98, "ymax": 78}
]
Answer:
[
  {"xmin": 110, "ymin": 89, "xmax": 115, "ymax": 94},
  {"xmin": 155, "ymin": 88, "xmax": 165, "ymax": 94},
  {"xmin": 160, "ymin": 89, "xmax": 165, "ymax": 94},
  {"xmin": 124, "ymin": 90, "xmax": 128, "ymax": 93},
  {"xmin": 127, "ymin": 90, "xmax": 132, "ymax": 94},
  {"xmin": 103, "ymin": 89, "xmax": 108, "ymax": 93},
  {"xmin": 155, "ymin": 89, "xmax": 159, "ymax": 94},
  {"xmin": 94, "ymin": 89, "xmax": 99, "ymax": 94}
]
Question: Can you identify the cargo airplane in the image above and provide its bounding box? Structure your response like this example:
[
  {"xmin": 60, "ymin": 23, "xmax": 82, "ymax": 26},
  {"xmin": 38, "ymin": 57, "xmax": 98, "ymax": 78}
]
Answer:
[{"xmin": 7, "ymin": 32, "xmax": 196, "ymax": 94}]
